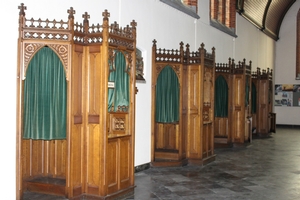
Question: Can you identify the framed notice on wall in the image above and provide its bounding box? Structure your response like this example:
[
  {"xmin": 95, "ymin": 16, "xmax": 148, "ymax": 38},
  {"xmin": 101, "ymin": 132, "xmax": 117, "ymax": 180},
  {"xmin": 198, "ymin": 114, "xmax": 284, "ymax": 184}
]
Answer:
[{"xmin": 274, "ymin": 84, "xmax": 300, "ymax": 106}]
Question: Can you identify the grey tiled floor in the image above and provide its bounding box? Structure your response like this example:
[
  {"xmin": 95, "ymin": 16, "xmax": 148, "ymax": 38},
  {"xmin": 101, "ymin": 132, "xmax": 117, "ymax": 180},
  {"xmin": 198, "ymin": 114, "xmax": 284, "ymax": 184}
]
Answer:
[{"xmin": 23, "ymin": 126, "xmax": 300, "ymax": 200}]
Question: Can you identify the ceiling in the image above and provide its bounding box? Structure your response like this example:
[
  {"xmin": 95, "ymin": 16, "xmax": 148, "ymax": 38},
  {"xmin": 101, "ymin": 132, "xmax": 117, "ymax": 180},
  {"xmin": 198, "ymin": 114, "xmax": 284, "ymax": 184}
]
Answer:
[{"xmin": 236, "ymin": 0, "xmax": 297, "ymax": 41}]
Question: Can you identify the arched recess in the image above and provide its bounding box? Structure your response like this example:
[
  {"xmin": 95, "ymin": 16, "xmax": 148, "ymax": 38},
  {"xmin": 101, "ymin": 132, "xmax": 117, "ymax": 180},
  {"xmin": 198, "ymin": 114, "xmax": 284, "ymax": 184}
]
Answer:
[
  {"xmin": 215, "ymin": 75, "xmax": 228, "ymax": 118},
  {"xmin": 214, "ymin": 61, "xmax": 232, "ymax": 147},
  {"xmin": 152, "ymin": 64, "xmax": 183, "ymax": 165},
  {"xmin": 17, "ymin": 41, "xmax": 71, "ymax": 200},
  {"xmin": 155, "ymin": 66, "xmax": 180, "ymax": 124},
  {"xmin": 23, "ymin": 46, "xmax": 67, "ymax": 140}
]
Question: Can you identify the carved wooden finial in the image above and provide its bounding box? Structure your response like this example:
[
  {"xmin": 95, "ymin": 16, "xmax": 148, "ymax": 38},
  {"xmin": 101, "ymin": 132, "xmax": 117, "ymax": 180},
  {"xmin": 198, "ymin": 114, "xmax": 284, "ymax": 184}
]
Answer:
[
  {"xmin": 102, "ymin": 9, "xmax": 110, "ymax": 20},
  {"xmin": 200, "ymin": 43, "xmax": 205, "ymax": 49},
  {"xmin": 185, "ymin": 43, "xmax": 190, "ymax": 51},
  {"xmin": 18, "ymin": 3, "xmax": 27, "ymax": 16},
  {"xmin": 82, "ymin": 12, "xmax": 90, "ymax": 23},
  {"xmin": 112, "ymin": 21, "xmax": 119, "ymax": 30},
  {"xmin": 68, "ymin": 7, "xmax": 75, "ymax": 19},
  {"xmin": 130, "ymin": 20, "xmax": 137, "ymax": 28},
  {"xmin": 153, "ymin": 39, "xmax": 157, "ymax": 46}
]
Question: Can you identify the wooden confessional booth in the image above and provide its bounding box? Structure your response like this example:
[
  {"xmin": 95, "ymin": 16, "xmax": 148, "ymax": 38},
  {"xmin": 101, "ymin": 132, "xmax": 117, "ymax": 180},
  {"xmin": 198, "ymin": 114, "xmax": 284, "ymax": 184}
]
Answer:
[
  {"xmin": 251, "ymin": 67, "xmax": 276, "ymax": 137},
  {"xmin": 151, "ymin": 41, "xmax": 216, "ymax": 167},
  {"xmin": 214, "ymin": 58, "xmax": 252, "ymax": 147},
  {"xmin": 16, "ymin": 4, "xmax": 137, "ymax": 199}
]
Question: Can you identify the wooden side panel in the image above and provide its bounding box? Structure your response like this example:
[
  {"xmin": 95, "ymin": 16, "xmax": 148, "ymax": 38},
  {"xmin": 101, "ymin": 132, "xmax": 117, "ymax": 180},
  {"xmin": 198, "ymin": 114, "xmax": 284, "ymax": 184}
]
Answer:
[
  {"xmin": 107, "ymin": 139, "xmax": 118, "ymax": 194},
  {"xmin": 155, "ymin": 123, "xmax": 179, "ymax": 151},
  {"xmin": 86, "ymin": 47, "xmax": 102, "ymax": 194},
  {"xmin": 107, "ymin": 136, "xmax": 132, "ymax": 194},
  {"xmin": 214, "ymin": 117, "xmax": 229, "ymax": 137},
  {"xmin": 257, "ymin": 80, "xmax": 269, "ymax": 134},
  {"xmin": 119, "ymin": 137, "xmax": 131, "ymax": 190},
  {"xmin": 22, "ymin": 140, "xmax": 67, "ymax": 179},
  {"xmin": 232, "ymin": 75, "xmax": 245, "ymax": 143},
  {"xmin": 187, "ymin": 66, "xmax": 201, "ymax": 159},
  {"xmin": 203, "ymin": 123, "xmax": 213, "ymax": 158},
  {"xmin": 70, "ymin": 45, "xmax": 84, "ymax": 195}
]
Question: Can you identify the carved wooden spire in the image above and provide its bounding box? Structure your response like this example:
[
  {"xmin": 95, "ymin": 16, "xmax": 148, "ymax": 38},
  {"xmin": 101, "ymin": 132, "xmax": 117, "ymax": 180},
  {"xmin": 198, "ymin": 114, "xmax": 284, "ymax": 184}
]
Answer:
[
  {"xmin": 18, "ymin": 3, "xmax": 26, "ymax": 16},
  {"xmin": 102, "ymin": 9, "xmax": 110, "ymax": 20},
  {"xmin": 82, "ymin": 12, "xmax": 90, "ymax": 23},
  {"xmin": 130, "ymin": 20, "xmax": 137, "ymax": 28},
  {"xmin": 68, "ymin": 7, "xmax": 75, "ymax": 19}
]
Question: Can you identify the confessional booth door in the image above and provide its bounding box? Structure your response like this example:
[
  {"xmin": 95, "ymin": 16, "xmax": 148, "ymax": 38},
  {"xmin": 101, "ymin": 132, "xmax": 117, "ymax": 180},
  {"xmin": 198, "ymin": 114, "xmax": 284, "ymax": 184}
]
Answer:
[
  {"xmin": 214, "ymin": 74, "xmax": 232, "ymax": 147},
  {"xmin": 256, "ymin": 79, "xmax": 270, "ymax": 136},
  {"xmin": 106, "ymin": 50, "xmax": 135, "ymax": 194},
  {"xmin": 231, "ymin": 74, "xmax": 248, "ymax": 144},
  {"xmin": 18, "ymin": 45, "xmax": 70, "ymax": 197},
  {"xmin": 186, "ymin": 63, "xmax": 215, "ymax": 165},
  {"xmin": 151, "ymin": 64, "xmax": 187, "ymax": 167}
]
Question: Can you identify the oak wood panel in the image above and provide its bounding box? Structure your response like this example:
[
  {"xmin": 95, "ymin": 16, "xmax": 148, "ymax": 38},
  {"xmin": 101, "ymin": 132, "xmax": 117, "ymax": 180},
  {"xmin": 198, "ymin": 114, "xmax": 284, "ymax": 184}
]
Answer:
[
  {"xmin": 155, "ymin": 123, "xmax": 179, "ymax": 151},
  {"xmin": 214, "ymin": 117, "xmax": 229, "ymax": 137},
  {"xmin": 22, "ymin": 139, "xmax": 67, "ymax": 179},
  {"xmin": 107, "ymin": 139, "xmax": 118, "ymax": 194},
  {"xmin": 119, "ymin": 137, "xmax": 131, "ymax": 190},
  {"xmin": 69, "ymin": 45, "xmax": 84, "ymax": 197},
  {"xmin": 257, "ymin": 80, "xmax": 269, "ymax": 134},
  {"xmin": 232, "ymin": 75, "xmax": 245, "ymax": 143},
  {"xmin": 88, "ymin": 50, "xmax": 101, "ymax": 116},
  {"xmin": 87, "ymin": 125, "xmax": 101, "ymax": 188},
  {"xmin": 187, "ymin": 65, "xmax": 201, "ymax": 159}
]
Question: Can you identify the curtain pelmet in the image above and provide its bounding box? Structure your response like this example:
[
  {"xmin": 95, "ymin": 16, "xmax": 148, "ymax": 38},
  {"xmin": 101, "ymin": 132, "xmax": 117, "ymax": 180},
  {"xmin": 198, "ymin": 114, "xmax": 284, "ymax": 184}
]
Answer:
[{"xmin": 23, "ymin": 47, "xmax": 67, "ymax": 140}]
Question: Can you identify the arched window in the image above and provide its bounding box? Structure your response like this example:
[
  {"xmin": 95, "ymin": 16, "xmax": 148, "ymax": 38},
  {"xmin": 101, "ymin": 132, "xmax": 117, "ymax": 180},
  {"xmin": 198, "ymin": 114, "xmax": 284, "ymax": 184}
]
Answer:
[
  {"xmin": 210, "ymin": 0, "xmax": 236, "ymax": 36},
  {"xmin": 23, "ymin": 47, "xmax": 67, "ymax": 140}
]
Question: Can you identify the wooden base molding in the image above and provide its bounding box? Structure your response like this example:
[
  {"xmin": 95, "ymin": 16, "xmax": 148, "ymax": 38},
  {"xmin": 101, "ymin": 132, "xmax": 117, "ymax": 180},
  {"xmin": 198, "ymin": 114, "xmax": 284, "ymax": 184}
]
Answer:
[{"xmin": 23, "ymin": 177, "xmax": 66, "ymax": 197}]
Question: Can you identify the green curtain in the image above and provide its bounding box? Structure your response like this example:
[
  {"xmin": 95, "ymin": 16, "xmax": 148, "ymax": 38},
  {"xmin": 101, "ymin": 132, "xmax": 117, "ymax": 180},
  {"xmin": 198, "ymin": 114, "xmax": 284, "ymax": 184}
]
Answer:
[
  {"xmin": 252, "ymin": 82, "xmax": 256, "ymax": 114},
  {"xmin": 155, "ymin": 66, "xmax": 179, "ymax": 123},
  {"xmin": 214, "ymin": 75, "xmax": 228, "ymax": 117},
  {"xmin": 245, "ymin": 76, "xmax": 249, "ymax": 106},
  {"xmin": 108, "ymin": 51, "xmax": 129, "ymax": 112},
  {"xmin": 23, "ymin": 47, "xmax": 67, "ymax": 140}
]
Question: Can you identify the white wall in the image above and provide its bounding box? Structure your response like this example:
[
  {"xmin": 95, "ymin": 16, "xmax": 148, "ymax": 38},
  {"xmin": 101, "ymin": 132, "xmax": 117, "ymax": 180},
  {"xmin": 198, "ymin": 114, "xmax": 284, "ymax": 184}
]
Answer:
[
  {"xmin": 275, "ymin": 1, "xmax": 300, "ymax": 125},
  {"xmin": 0, "ymin": 0, "xmax": 277, "ymax": 197}
]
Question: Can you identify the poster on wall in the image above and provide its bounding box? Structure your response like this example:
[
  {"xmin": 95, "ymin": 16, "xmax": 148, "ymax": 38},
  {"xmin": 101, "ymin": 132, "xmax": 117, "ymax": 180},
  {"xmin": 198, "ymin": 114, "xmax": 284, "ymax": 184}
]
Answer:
[{"xmin": 275, "ymin": 84, "xmax": 300, "ymax": 106}]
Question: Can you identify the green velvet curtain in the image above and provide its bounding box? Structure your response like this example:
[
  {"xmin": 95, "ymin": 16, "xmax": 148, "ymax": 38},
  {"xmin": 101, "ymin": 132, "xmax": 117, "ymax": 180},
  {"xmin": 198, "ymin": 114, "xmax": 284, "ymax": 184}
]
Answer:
[
  {"xmin": 155, "ymin": 66, "xmax": 179, "ymax": 123},
  {"xmin": 108, "ymin": 51, "xmax": 129, "ymax": 112},
  {"xmin": 214, "ymin": 75, "xmax": 228, "ymax": 117},
  {"xmin": 23, "ymin": 47, "xmax": 67, "ymax": 140},
  {"xmin": 252, "ymin": 82, "xmax": 256, "ymax": 114},
  {"xmin": 245, "ymin": 76, "xmax": 249, "ymax": 106}
]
